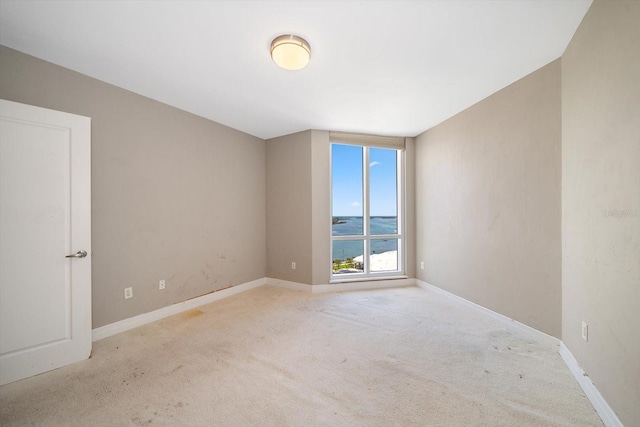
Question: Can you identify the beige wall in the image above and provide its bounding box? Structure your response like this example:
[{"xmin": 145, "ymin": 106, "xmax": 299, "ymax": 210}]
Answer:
[
  {"xmin": 310, "ymin": 130, "xmax": 332, "ymax": 285},
  {"xmin": 266, "ymin": 131, "xmax": 313, "ymax": 284},
  {"xmin": 415, "ymin": 60, "xmax": 562, "ymax": 337},
  {"xmin": 264, "ymin": 129, "xmax": 335, "ymax": 286},
  {"xmin": 404, "ymin": 137, "xmax": 416, "ymax": 279},
  {"xmin": 0, "ymin": 46, "xmax": 266, "ymax": 328},
  {"xmin": 562, "ymin": 1, "xmax": 640, "ymax": 425}
]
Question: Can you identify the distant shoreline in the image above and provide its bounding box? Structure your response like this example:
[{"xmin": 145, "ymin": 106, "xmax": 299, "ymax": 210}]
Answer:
[
  {"xmin": 332, "ymin": 216, "xmax": 399, "ymax": 261},
  {"xmin": 333, "ymin": 216, "xmax": 397, "ymax": 219}
]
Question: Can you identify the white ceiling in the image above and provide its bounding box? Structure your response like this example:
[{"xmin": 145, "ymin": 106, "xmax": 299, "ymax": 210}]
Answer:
[{"xmin": 0, "ymin": 0, "xmax": 592, "ymax": 140}]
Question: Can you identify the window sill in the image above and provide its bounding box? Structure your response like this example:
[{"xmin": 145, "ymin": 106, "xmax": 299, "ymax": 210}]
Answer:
[{"xmin": 329, "ymin": 275, "xmax": 408, "ymax": 284}]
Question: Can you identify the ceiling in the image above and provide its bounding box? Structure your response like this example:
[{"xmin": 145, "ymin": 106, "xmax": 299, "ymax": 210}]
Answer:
[{"xmin": 0, "ymin": 0, "xmax": 592, "ymax": 140}]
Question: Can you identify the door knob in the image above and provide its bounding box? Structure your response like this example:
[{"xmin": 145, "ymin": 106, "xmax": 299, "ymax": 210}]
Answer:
[{"xmin": 65, "ymin": 250, "xmax": 87, "ymax": 258}]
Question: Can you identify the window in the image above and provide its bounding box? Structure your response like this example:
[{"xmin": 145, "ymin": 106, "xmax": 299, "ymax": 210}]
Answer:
[{"xmin": 331, "ymin": 134, "xmax": 404, "ymax": 279}]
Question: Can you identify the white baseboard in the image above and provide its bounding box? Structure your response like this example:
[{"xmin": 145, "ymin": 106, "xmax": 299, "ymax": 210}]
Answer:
[
  {"xmin": 265, "ymin": 278, "xmax": 313, "ymax": 292},
  {"xmin": 267, "ymin": 277, "xmax": 416, "ymax": 293},
  {"xmin": 559, "ymin": 343, "xmax": 623, "ymax": 427},
  {"xmin": 415, "ymin": 280, "xmax": 560, "ymax": 349},
  {"xmin": 313, "ymin": 277, "xmax": 415, "ymax": 293},
  {"xmin": 92, "ymin": 278, "xmax": 266, "ymax": 341}
]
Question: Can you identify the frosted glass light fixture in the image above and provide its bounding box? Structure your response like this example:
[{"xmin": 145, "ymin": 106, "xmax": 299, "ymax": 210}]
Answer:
[{"xmin": 270, "ymin": 34, "xmax": 311, "ymax": 70}]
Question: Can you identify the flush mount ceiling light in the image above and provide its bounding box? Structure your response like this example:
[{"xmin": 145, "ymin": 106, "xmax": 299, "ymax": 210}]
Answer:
[{"xmin": 270, "ymin": 34, "xmax": 311, "ymax": 70}]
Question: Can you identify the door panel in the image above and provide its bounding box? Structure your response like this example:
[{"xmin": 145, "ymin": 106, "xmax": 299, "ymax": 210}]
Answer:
[{"xmin": 0, "ymin": 99, "xmax": 91, "ymax": 385}]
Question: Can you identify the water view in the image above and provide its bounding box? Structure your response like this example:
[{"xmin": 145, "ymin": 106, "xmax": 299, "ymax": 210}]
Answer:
[
  {"xmin": 331, "ymin": 145, "xmax": 400, "ymax": 274},
  {"xmin": 332, "ymin": 216, "xmax": 399, "ymax": 273}
]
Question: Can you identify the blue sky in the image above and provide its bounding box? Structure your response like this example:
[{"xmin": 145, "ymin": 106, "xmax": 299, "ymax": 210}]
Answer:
[{"xmin": 332, "ymin": 144, "xmax": 397, "ymax": 217}]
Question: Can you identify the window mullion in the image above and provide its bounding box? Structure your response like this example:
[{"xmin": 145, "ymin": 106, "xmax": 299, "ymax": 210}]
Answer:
[
  {"xmin": 363, "ymin": 147, "xmax": 370, "ymax": 275},
  {"xmin": 397, "ymin": 150, "xmax": 404, "ymax": 272}
]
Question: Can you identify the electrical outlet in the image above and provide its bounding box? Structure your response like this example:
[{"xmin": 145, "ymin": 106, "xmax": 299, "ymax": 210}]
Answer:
[
  {"xmin": 124, "ymin": 287, "xmax": 133, "ymax": 299},
  {"xmin": 291, "ymin": 262, "xmax": 296, "ymax": 270},
  {"xmin": 420, "ymin": 261, "xmax": 424, "ymax": 270},
  {"xmin": 582, "ymin": 321, "xmax": 588, "ymax": 342},
  {"xmin": 159, "ymin": 280, "xmax": 166, "ymax": 290}
]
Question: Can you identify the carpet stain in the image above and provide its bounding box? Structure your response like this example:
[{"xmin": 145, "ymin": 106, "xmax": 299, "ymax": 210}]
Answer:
[{"xmin": 179, "ymin": 309, "xmax": 204, "ymax": 320}]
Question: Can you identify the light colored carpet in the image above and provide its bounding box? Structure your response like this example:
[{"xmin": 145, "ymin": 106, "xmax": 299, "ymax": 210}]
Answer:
[{"xmin": 0, "ymin": 285, "xmax": 602, "ymax": 426}]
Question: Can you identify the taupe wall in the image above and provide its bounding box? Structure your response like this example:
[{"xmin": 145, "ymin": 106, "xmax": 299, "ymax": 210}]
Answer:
[
  {"xmin": 562, "ymin": 1, "xmax": 640, "ymax": 425},
  {"xmin": 415, "ymin": 60, "xmax": 562, "ymax": 337},
  {"xmin": 0, "ymin": 46, "xmax": 266, "ymax": 328},
  {"xmin": 266, "ymin": 131, "xmax": 313, "ymax": 284},
  {"xmin": 404, "ymin": 137, "xmax": 416, "ymax": 279},
  {"xmin": 310, "ymin": 130, "xmax": 331, "ymax": 285}
]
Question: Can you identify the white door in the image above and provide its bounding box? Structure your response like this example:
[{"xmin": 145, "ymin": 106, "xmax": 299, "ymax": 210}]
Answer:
[{"xmin": 0, "ymin": 99, "xmax": 91, "ymax": 385}]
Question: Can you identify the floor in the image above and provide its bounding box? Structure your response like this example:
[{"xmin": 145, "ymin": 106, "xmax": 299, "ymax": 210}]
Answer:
[{"xmin": 0, "ymin": 285, "xmax": 602, "ymax": 426}]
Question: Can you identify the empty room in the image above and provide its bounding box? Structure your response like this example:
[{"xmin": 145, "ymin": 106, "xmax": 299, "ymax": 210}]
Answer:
[{"xmin": 0, "ymin": 0, "xmax": 638, "ymax": 426}]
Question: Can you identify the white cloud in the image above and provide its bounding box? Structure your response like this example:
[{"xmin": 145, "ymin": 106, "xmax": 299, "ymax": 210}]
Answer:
[
  {"xmin": 369, "ymin": 161, "xmax": 381, "ymax": 167},
  {"xmin": 351, "ymin": 201, "xmax": 361, "ymax": 207}
]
